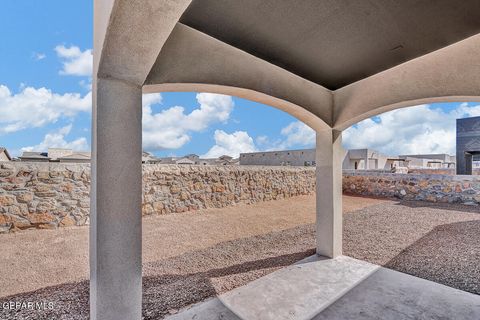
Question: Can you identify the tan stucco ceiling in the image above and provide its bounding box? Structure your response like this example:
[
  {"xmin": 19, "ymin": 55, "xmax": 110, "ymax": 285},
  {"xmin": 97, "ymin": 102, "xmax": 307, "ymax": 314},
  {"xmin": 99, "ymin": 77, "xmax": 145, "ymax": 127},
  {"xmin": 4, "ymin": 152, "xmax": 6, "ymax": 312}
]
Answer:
[{"xmin": 178, "ymin": 0, "xmax": 480, "ymax": 90}]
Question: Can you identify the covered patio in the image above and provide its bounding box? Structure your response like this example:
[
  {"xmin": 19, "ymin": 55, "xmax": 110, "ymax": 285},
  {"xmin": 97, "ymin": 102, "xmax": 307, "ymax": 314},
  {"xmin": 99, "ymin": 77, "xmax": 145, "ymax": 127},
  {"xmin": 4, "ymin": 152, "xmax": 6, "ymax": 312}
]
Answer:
[
  {"xmin": 164, "ymin": 256, "xmax": 480, "ymax": 320},
  {"xmin": 92, "ymin": 1, "xmax": 480, "ymax": 319}
]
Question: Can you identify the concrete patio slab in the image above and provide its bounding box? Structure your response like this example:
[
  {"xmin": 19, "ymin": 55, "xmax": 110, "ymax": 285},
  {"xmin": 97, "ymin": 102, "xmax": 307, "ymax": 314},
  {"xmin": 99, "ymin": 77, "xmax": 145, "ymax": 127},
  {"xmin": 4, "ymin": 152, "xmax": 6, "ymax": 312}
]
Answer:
[
  {"xmin": 313, "ymin": 266, "xmax": 480, "ymax": 320},
  {"xmin": 165, "ymin": 255, "xmax": 480, "ymax": 320}
]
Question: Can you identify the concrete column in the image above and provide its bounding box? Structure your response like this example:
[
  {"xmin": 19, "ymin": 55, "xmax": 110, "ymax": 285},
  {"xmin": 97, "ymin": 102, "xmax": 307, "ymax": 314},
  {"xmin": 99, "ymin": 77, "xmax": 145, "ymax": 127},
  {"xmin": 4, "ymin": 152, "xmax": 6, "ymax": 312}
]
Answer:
[
  {"xmin": 315, "ymin": 129, "xmax": 343, "ymax": 258},
  {"xmin": 90, "ymin": 78, "xmax": 143, "ymax": 320}
]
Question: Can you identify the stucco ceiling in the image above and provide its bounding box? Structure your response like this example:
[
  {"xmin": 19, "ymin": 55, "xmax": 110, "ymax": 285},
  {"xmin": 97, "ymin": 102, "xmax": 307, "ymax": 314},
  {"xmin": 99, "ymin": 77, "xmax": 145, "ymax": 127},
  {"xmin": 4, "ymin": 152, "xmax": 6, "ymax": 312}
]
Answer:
[{"xmin": 179, "ymin": 0, "xmax": 480, "ymax": 90}]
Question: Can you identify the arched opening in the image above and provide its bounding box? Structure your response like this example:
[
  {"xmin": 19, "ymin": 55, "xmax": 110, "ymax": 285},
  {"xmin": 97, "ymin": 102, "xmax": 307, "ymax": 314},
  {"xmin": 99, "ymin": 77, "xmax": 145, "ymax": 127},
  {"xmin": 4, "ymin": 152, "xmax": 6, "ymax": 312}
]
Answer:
[
  {"xmin": 139, "ymin": 90, "xmax": 324, "ymax": 318},
  {"xmin": 91, "ymin": 1, "xmax": 480, "ymax": 318},
  {"xmin": 143, "ymin": 83, "xmax": 330, "ymax": 132},
  {"xmin": 340, "ymin": 98, "xmax": 480, "ymax": 175},
  {"xmin": 341, "ymin": 101, "xmax": 480, "ymax": 296}
]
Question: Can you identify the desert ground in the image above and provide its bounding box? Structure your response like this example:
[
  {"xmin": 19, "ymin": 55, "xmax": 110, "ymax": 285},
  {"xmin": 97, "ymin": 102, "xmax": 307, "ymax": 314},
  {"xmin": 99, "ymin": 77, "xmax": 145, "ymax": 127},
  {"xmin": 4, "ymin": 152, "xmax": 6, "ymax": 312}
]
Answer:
[{"xmin": 1, "ymin": 195, "xmax": 479, "ymax": 319}]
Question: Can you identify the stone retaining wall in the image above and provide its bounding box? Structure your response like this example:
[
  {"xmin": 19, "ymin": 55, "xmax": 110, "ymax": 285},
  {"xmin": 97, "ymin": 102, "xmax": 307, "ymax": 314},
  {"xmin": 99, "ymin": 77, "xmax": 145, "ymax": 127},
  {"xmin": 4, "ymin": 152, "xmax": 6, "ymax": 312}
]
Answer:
[
  {"xmin": 407, "ymin": 168, "xmax": 480, "ymax": 175},
  {"xmin": 2, "ymin": 162, "xmax": 479, "ymax": 233},
  {"xmin": 0, "ymin": 163, "xmax": 315, "ymax": 232},
  {"xmin": 141, "ymin": 165, "xmax": 315, "ymax": 214},
  {"xmin": 0, "ymin": 163, "xmax": 90, "ymax": 232},
  {"xmin": 343, "ymin": 170, "xmax": 480, "ymax": 205}
]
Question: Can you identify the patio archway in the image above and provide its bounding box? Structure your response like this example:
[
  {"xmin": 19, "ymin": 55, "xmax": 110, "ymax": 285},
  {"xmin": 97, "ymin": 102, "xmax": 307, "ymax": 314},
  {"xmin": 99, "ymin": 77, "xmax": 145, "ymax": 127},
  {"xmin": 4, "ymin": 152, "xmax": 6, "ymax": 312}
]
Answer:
[{"xmin": 92, "ymin": 1, "xmax": 480, "ymax": 319}]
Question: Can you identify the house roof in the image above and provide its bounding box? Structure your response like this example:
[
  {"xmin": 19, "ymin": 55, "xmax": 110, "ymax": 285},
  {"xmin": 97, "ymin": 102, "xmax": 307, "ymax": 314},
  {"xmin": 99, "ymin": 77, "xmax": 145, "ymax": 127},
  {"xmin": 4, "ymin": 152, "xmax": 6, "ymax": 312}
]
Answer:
[
  {"xmin": 175, "ymin": 157, "xmax": 195, "ymax": 164},
  {"xmin": 0, "ymin": 147, "xmax": 12, "ymax": 160},
  {"xmin": 58, "ymin": 152, "xmax": 91, "ymax": 160},
  {"xmin": 185, "ymin": 153, "xmax": 199, "ymax": 158},
  {"xmin": 19, "ymin": 152, "xmax": 50, "ymax": 160},
  {"xmin": 20, "ymin": 150, "xmax": 92, "ymax": 162},
  {"xmin": 142, "ymin": 151, "xmax": 159, "ymax": 162}
]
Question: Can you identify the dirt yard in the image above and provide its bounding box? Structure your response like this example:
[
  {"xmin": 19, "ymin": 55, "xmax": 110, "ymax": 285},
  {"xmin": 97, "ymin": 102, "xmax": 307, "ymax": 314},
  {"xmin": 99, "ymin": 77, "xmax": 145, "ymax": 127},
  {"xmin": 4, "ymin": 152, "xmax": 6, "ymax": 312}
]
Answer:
[
  {"xmin": 0, "ymin": 195, "xmax": 382, "ymax": 298},
  {"xmin": 0, "ymin": 195, "xmax": 479, "ymax": 320}
]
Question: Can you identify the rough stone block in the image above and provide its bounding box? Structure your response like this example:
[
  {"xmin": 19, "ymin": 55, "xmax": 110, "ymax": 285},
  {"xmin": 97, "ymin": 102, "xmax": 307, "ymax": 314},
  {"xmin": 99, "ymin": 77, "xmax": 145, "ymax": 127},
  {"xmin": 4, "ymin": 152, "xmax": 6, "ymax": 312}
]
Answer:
[
  {"xmin": 0, "ymin": 195, "xmax": 15, "ymax": 206},
  {"xmin": 15, "ymin": 192, "xmax": 34, "ymax": 203}
]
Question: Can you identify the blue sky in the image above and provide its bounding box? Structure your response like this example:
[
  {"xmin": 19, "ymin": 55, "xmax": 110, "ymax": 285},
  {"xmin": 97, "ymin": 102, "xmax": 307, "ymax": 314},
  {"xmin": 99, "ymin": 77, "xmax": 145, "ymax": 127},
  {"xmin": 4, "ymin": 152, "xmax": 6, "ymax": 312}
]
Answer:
[{"xmin": 1, "ymin": 1, "xmax": 480, "ymax": 158}]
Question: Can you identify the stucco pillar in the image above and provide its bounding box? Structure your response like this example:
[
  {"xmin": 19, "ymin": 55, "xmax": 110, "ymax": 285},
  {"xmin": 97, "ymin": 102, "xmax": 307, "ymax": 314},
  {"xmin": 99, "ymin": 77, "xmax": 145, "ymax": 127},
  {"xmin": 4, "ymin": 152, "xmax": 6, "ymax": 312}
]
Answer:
[
  {"xmin": 315, "ymin": 129, "xmax": 343, "ymax": 258},
  {"xmin": 90, "ymin": 78, "xmax": 143, "ymax": 320}
]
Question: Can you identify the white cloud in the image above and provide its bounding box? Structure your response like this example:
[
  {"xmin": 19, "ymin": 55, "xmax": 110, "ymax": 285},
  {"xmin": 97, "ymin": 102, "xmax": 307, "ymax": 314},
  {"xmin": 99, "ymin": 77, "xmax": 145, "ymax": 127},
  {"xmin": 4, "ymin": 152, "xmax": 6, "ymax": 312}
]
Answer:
[
  {"xmin": 255, "ymin": 135, "xmax": 269, "ymax": 146},
  {"xmin": 79, "ymin": 79, "xmax": 92, "ymax": 91},
  {"xmin": 142, "ymin": 93, "xmax": 234, "ymax": 151},
  {"xmin": 0, "ymin": 84, "xmax": 91, "ymax": 134},
  {"xmin": 142, "ymin": 93, "xmax": 163, "ymax": 108},
  {"xmin": 55, "ymin": 45, "xmax": 92, "ymax": 76},
  {"xmin": 201, "ymin": 120, "xmax": 315, "ymax": 159},
  {"xmin": 257, "ymin": 121, "xmax": 316, "ymax": 151},
  {"xmin": 32, "ymin": 52, "xmax": 46, "ymax": 61},
  {"xmin": 278, "ymin": 121, "xmax": 316, "ymax": 149},
  {"xmin": 343, "ymin": 103, "xmax": 480, "ymax": 155},
  {"xmin": 21, "ymin": 124, "xmax": 89, "ymax": 152},
  {"xmin": 202, "ymin": 130, "xmax": 257, "ymax": 158}
]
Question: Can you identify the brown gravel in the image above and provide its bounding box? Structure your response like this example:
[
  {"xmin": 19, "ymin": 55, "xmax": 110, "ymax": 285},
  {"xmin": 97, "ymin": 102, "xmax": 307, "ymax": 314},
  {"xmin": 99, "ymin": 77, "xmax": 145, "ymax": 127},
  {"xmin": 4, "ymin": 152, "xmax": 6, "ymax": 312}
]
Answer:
[
  {"xmin": 0, "ymin": 195, "xmax": 381, "ymax": 298},
  {"xmin": 1, "ymin": 196, "xmax": 479, "ymax": 319},
  {"xmin": 0, "ymin": 227, "xmax": 317, "ymax": 320}
]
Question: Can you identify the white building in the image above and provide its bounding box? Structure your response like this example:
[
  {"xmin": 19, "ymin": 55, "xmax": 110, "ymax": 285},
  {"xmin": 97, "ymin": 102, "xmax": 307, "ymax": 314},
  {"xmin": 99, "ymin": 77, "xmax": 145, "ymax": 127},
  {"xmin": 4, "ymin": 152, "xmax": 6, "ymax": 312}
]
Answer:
[
  {"xmin": 240, "ymin": 148, "xmax": 392, "ymax": 168},
  {"xmin": 240, "ymin": 148, "xmax": 456, "ymax": 170},
  {"xmin": 398, "ymin": 154, "xmax": 456, "ymax": 169},
  {"xmin": 342, "ymin": 148, "xmax": 397, "ymax": 170}
]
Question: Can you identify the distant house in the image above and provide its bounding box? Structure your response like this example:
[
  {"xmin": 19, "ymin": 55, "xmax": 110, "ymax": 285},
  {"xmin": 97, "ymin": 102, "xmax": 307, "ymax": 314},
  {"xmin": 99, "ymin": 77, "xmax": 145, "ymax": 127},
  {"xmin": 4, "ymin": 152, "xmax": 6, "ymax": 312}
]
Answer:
[
  {"xmin": 218, "ymin": 155, "xmax": 233, "ymax": 161},
  {"xmin": 153, "ymin": 153, "xmax": 238, "ymax": 166},
  {"xmin": 184, "ymin": 154, "xmax": 200, "ymax": 161},
  {"xmin": 19, "ymin": 151, "xmax": 50, "ymax": 162},
  {"xmin": 398, "ymin": 154, "xmax": 456, "ymax": 169},
  {"xmin": 19, "ymin": 148, "xmax": 91, "ymax": 163},
  {"xmin": 344, "ymin": 150, "xmax": 456, "ymax": 170},
  {"xmin": 216, "ymin": 155, "xmax": 235, "ymax": 165},
  {"xmin": 142, "ymin": 151, "xmax": 161, "ymax": 164},
  {"xmin": 195, "ymin": 155, "xmax": 238, "ymax": 166},
  {"xmin": 155, "ymin": 157, "xmax": 175, "ymax": 164},
  {"xmin": 240, "ymin": 148, "xmax": 456, "ymax": 169},
  {"xmin": 58, "ymin": 152, "xmax": 91, "ymax": 163},
  {"xmin": 343, "ymin": 149, "xmax": 392, "ymax": 170},
  {"xmin": 196, "ymin": 158, "xmax": 217, "ymax": 165},
  {"xmin": 175, "ymin": 157, "xmax": 196, "ymax": 165},
  {"xmin": 142, "ymin": 152, "xmax": 201, "ymax": 164},
  {"xmin": 0, "ymin": 147, "xmax": 12, "ymax": 162},
  {"xmin": 240, "ymin": 149, "xmax": 315, "ymax": 166}
]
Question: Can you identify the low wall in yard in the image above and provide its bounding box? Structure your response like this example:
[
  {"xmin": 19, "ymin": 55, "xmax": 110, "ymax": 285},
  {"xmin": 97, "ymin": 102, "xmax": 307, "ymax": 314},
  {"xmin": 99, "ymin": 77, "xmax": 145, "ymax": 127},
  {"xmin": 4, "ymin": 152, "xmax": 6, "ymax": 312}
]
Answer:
[
  {"xmin": 141, "ymin": 165, "xmax": 315, "ymax": 213},
  {"xmin": 2, "ymin": 162, "xmax": 479, "ymax": 233},
  {"xmin": 343, "ymin": 171, "xmax": 480, "ymax": 205},
  {"xmin": 0, "ymin": 163, "xmax": 315, "ymax": 232},
  {"xmin": 407, "ymin": 168, "xmax": 480, "ymax": 175}
]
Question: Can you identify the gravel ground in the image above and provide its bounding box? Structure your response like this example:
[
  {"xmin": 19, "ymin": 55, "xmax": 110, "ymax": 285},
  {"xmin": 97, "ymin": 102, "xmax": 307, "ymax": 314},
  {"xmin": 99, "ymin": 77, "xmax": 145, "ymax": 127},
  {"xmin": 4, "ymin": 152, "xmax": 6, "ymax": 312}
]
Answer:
[
  {"xmin": 0, "ymin": 195, "xmax": 381, "ymax": 298},
  {"xmin": 0, "ymin": 196, "xmax": 479, "ymax": 319}
]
